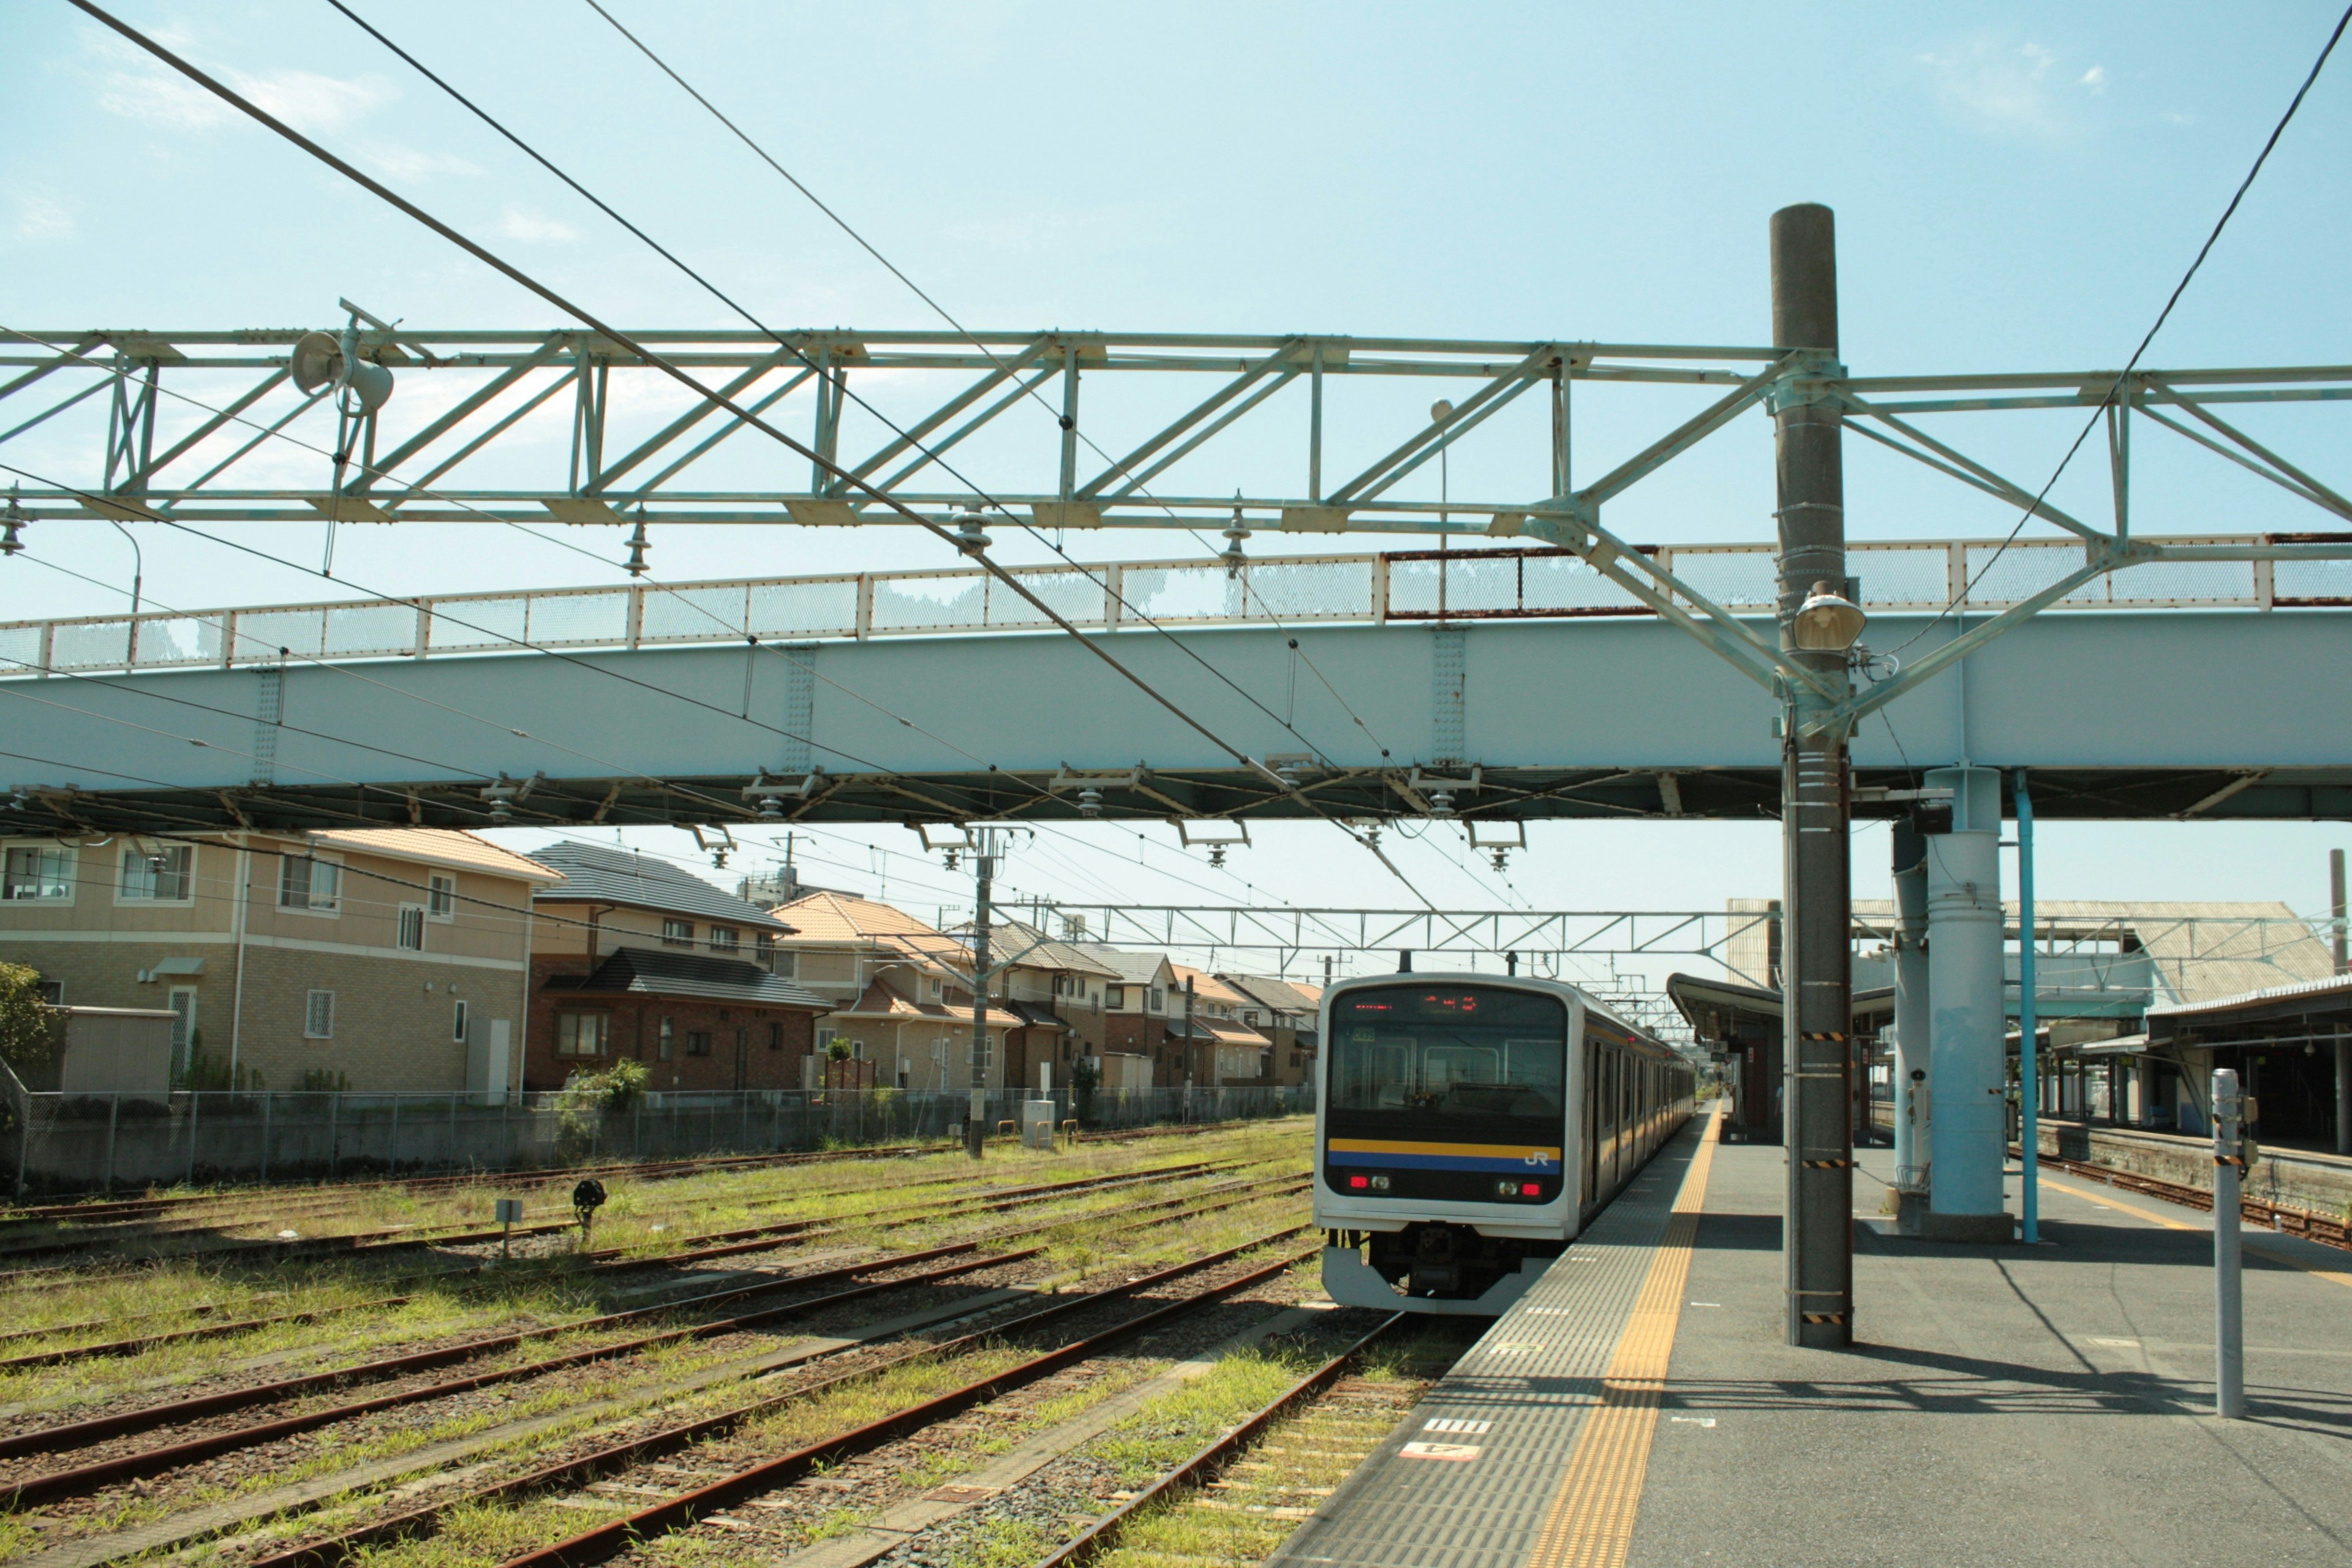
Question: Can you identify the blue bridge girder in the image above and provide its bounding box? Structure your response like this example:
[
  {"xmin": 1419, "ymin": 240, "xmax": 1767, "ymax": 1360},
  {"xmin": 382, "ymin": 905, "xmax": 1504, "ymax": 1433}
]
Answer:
[{"xmin": 6, "ymin": 608, "xmax": 2347, "ymax": 836}]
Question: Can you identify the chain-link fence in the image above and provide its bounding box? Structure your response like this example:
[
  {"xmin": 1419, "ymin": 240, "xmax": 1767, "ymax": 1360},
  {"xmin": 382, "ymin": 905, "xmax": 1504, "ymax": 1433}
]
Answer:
[{"xmin": 1, "ymin": 1082, "xmax": 1313, "ymax": 1197}]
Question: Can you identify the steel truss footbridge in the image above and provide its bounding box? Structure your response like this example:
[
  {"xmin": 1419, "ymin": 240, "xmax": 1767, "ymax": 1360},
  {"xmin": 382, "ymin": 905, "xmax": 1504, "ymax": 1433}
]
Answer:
[{"xmin": 2, "ymin": 320, "xmax": 2350, "ymax": 836}]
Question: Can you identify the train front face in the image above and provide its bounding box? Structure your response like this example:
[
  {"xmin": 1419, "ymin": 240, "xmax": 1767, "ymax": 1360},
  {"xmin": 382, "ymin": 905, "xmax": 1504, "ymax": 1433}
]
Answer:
[{"xmin": 1315, "ymin": 974, "xmax": 1578, "ymax": 1313}]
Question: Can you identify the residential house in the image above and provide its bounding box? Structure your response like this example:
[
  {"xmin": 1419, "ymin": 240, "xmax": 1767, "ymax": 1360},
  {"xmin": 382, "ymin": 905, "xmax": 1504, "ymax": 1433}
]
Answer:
[
  {"xmin": 1217, "ymin": 974, "xmax": 1323, "ymax": 1086},
  {"xmin": 765, "ymin": 892, "xmax": 1023, "ymax": 1092},
  {"xmin": 1171, "ymin": 966, "xmax": 1276, "ymax": 1085},
  {"xmin": 1076, "ymin": 943, "xmax": 1178, "ymax": 1082},
  {"xmin": 526, "ymin": 841, "xmax": 828, "ymax": 1091},
  {"xmin": 962, "ymin": 919, "xmax": 1120, "ymax": 1091},
  {"xmin": 0, "ymin": 827, "xmax": 559, "ymax": 1091}
]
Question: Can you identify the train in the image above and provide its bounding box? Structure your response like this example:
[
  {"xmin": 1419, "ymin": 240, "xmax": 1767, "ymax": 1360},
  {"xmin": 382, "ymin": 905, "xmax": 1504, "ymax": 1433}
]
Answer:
[{"xmin": 1314, "ymin": 972, "xmax": 1697, "ymax": 1314}]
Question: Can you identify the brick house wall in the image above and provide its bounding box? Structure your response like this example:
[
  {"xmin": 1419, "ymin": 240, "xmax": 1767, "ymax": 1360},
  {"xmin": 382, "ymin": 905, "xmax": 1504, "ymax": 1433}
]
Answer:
[{"xmin": 523, "ymin": 954, "xmax": 818, "ymax": 1091}]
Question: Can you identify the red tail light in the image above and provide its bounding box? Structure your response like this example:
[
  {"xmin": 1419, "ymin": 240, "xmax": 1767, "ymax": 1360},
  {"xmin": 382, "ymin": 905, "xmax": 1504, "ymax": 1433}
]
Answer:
[
  {"xmin": 1521, "ymin": 1182, "xmax": 1542, "ymax": 1197},
  {"xmin": 1349, "ymin": 1175, "xmax": 1369, "ymax": 1189}
]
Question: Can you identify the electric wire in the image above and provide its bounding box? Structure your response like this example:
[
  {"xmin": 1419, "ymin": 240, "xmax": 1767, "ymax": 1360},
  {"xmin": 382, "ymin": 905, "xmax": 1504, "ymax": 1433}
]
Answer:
[
  {"xmin": 1882, "ymin": 0, "xmax": 2351, "ymax": 660},
  {"xmin": 315, "ymin": 0, "xmax": 1332, "ymax": 772},
  {"xmin": 71, "ymin": 2, "xmax": 1265, "ymax": 780},
  {"xmin": 571, "ymin": 0, "xmax": 1389, "ymax": 765}
]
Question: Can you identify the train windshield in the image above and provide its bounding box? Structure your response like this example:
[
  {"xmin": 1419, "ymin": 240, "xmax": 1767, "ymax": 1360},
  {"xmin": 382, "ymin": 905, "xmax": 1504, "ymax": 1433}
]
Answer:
[{"xmin": 1329, "ymin": 985, "xmax": 1567, "ymax": 1135}]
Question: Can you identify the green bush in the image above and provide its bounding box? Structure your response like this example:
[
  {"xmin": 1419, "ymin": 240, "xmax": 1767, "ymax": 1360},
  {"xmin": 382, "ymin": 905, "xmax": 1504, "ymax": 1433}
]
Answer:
[{"xmin": 0, "ymin": 962, "xmax": 58, "ymax": 1077}]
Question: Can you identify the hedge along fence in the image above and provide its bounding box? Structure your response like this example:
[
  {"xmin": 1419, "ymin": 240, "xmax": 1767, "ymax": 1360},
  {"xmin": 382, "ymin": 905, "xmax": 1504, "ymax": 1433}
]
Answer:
[{"xmin": 1, "ymin": 1082, "xmax": 1314, "ymax": 1197}]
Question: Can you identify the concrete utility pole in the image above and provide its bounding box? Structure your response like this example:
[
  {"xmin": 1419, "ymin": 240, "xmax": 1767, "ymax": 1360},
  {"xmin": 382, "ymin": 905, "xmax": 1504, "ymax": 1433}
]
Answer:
[
  {"xmin": 2212, "ymin": 1067, "xmax": 2246, "ymax": 1419},
  {"xmin": 1771, "ymin": 202, "xmax": 1855, "ymax": 1351},
  {"xmin": 2332, "ymin": 848, "xmax": 2348, "ymax": 1155},
  {"xmin": 967, "ymin": 836, "xmax": 995, "ymax": 1160},
  {"xmin": 1183, "ymin": 975, "xmax": 1198, "ymax": 1118}
]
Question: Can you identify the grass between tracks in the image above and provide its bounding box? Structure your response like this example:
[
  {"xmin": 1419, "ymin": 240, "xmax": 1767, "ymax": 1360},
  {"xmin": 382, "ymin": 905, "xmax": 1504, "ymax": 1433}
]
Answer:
[
  {"xmin": 35, "ymin": 1131, "xmax": 1308, "ymax": 1564},
  {"xmin": 0, "ymin": 1125, "xmax": 1308, "ymax": 1424}
]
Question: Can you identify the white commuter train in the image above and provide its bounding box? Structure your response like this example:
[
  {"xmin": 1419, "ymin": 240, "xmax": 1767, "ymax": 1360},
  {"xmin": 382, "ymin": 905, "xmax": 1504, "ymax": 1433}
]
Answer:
[{"xmin": 1315, "ymin": 972, "xmax": 1697, "ymax": 1315}]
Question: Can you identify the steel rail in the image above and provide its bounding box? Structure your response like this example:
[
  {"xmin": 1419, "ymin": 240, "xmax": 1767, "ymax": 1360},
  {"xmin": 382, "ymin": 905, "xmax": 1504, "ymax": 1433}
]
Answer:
[
  {"xmin": 498, "ymin": 1231, "xmax": 1316, "ymax": 1568},
  {"xmin": 0, "ymin": 1166, "xmax": 1296, "ymax": 1500},
  {"xmin": 0, "ymin": 1161, "xmax": 1234, "ymax": 1370},
  {"xmin": 1, "ymin": 1242, "xmax": 1044, "ymax": 1509},
  {"xmin": 2020, "ymin": 1147, "xmax": 2352, "ymax": 1253},
  {"xmin": 1031, "ymin": 1311, "xmax": 1410, "ymax": 1568},
  {"xmin": 232, "ymin": 1228, "xmax": 1312, "ymax": 1568}
]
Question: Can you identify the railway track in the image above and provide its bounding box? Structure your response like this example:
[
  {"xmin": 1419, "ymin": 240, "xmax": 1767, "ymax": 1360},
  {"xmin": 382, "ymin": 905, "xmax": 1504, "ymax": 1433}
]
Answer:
[
  {"xmin": 116, "ymin": 1229, "xmax": 1316, "ymax": 1568},
  {"xmin": 1038, "ymin": 1313, "xmax": 1416, "ymax": 1568},
  {"xmin": 2027, "ymin": 1148, "xmax": 2352, "ymax": 1253},
  {"xmin": 0, "ymin": 1113, "xmax": 1294, "ymax": 1235},
  {"xmin": 0, "ymin": 1159, "xmax": 1248, "ymax": 1367},
  {"xmin": 0, "ymin": 1174, "xmax": 1313, "ymax": 1510},
  {"xmin": 0, "ymin": 1144, "xmax": 1245, "ymax": 1290}
]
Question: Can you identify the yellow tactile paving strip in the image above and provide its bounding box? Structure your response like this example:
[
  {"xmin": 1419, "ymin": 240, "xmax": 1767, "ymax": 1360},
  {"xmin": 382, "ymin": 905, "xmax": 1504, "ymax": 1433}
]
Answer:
[{"xmin": 1521, "ymin": 1109, "xmax": 1720, "ymax": 1568}]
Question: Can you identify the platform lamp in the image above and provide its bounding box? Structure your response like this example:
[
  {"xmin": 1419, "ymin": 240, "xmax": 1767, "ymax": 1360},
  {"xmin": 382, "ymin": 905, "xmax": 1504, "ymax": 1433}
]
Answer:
[{"xmin": 1792, "ymin": 580, "xmax": 1866, "ymax": 652}]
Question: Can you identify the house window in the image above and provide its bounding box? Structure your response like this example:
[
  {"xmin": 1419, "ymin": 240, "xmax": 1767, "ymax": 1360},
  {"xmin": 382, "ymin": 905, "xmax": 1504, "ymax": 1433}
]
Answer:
[
  {"xmin": 687, "ymin": 1029, "xmax": 712, "ymax": 1057},
  {"xmin": 767, "ymin": 1020, "xmax": 784, "ymax": 1050},
  {"xmin": 556, "ymin": 1012, "xmax": 609, "ymax": 1057},
  {"xmin": 662, "ymin": 919, "xmax": 694, "ymax": 948},
  {"xmin": 452, "ymin": 999, "xmax": 470, "ymax": 1042},
  {"xmin": 398, "ymin": 905, "xmax": 426, "ymax": 951},
  {"xmin": 772, "ymin": 948, "xmax": 797, "ymax": 979},
  {"xmin": 755, "ymin": 931, "xmax": 775, "ymax": 964},
  {"xmin": 1106, "ymin": 986, "xmax": 1125, "ymax": 1009},
  {"xmin": 816, "ymin": 1025, "xmax": 837, "ymax": 1051},
  {"xmin": 1148, "ymin": 987, "xmax": 1165, "ymax": 1012},
  {"xmin": 658, "ymin": 1016, "xmax": 674, "ymax": 1060},
  {"xmin": 279, "ymin": 855, "xmax": 341, "ymax": 913},
  {"xmin": 926, "ymin": 978, "xmax": 943, "ymax": 1001},
  {"xmin": 2, "ymin": 844, "xmax": 74, "ymax": 902},
  {"xmin": 118, "ymin": 844, "xmax": 192, "ymax": 902},
  {"xmin": 709, "ymin": 926, "xmax": 739, "ymax": 954},
  {"xmin": 304, "ymin": 990, "xmax": 336, "ymax": 1039},
  {"xmin": 427, "ymin": 874, "xmax": 456, "ymax": 919}
]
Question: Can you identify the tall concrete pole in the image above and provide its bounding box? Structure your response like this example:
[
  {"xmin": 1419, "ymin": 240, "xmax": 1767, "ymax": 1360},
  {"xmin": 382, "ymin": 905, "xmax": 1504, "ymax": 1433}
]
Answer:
[
  {"xmin": 1891, "ymin": 820, "xmax": 1930, "ymax": 1185},
  {"xmin": 2332, "ymin": 848, "xmax": 2348, "ymax": 1155},
  {"xmin": 967, "ymin": 839, "xmax": 994, "ymax": 1160},
  {"xmin": 1771, "ymin": 202, "xmax": 1854, "ymax": 1350}
]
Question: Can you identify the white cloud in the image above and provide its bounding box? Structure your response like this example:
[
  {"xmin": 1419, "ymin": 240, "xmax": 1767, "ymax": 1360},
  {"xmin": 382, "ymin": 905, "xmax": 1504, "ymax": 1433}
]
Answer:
[
  {"xmin": 1918, "ymin": 34, "xmax": 2094, "ymax": 141},
  {"xmin": 81, "ymin": 24, "xmax": 395, "ymax": 137},
  {"xmin": 356, "ymin": 143, "xmax": 484, "ymax": 182},
  {"xmin": 2163, "ymin": 110, "xmax": 2198, "ymax": 126},
  {"xmin": 498, "ymin": 205, "xmax": 580, "ymax": 244},
  {"xmin": 13, "ymin": 196, "xmax": 75, "ymax": 242}
]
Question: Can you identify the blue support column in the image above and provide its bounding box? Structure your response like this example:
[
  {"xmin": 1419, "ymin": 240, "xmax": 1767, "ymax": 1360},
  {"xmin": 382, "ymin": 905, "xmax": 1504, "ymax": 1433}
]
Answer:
[
  {"xmin": 2015, "ymin": 769, "xmax": 2039, "ymax": 1245},
  {"xmin": 1892, "ymin": 820, "xmax": 1931, "ymax": 1187},
  {"xmin": 1923, "ymin": 766, "xmax": 2011, "ymax": 1242}
]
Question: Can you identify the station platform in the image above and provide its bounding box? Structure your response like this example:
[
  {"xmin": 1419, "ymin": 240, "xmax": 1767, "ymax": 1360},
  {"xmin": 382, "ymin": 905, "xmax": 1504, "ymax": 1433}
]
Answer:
[{"xmin": 1273, "ymin": 1108, "xmax": 2352, "ymax": 1568}]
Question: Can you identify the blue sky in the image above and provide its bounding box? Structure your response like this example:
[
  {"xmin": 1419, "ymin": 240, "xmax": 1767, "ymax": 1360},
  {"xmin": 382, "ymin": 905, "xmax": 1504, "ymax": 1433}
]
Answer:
[{"xmin": 3, "ymin": 2, "xmax": 2348, "ymax": 971}]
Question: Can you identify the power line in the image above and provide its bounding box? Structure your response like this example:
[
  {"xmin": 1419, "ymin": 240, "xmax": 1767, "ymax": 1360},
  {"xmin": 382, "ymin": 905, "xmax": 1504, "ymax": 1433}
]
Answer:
[
  {"xmin": 73, "ymin": 1, "xmax": 1262, "ymax": 777},
  {"xmin": 1885, "ymin": 1, "xmax": 2351, "ymax": 659}
]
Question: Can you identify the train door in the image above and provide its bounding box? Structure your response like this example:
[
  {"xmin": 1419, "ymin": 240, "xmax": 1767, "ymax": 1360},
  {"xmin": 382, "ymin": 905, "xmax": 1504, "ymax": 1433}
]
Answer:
[{"xmin": 1581, "ymin": 1033, "xmax": 1600, "ymax": 1210}]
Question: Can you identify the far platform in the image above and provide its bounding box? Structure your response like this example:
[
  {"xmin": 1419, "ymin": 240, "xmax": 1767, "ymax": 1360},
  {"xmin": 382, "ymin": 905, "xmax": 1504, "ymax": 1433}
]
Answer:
[{"xmin": 1274, "ymin": 1110, "xmax": 2352, "ymax": 1568}]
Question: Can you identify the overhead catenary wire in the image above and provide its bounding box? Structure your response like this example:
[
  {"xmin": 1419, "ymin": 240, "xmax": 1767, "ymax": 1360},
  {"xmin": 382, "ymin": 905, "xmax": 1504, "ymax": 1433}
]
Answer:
[
  {"xmin": 313, "ymin": 0, "xmax": 1333, "ymax": 771},
  {"xmin": 70, "ymin": 2, "xmax": 1267, "ymax": 782},
  {"xmin": 549, "ymin": 0, "xmax": 1378, "ymax": 767},
  {"xmin": 1883, "ymin": 0, "xmax": 2352, "ymax": 660}
]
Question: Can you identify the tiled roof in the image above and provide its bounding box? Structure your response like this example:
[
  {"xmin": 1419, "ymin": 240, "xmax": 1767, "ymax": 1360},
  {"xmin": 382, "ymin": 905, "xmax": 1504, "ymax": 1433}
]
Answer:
[
  {"xmin": 529, "ymin": 841, "xmax": 790, "ymax": 930},
  {"xmin": 311, "ymin": 828, "xmax": 562, "ymax": 884},
  {"xmin": 773, "ymin": 892, "xmax": 968, "ymax": 969},
  {"xmin": 1074, "ymin": 944, "xmax": 1175, "ymax": 986},
  {"xmin": 542, "ymin": 946, "xmax": 828, "ymax": 1008},
  {"xmin": 1217, "ymin": 973, "xmax": 1323, "ymax": 1017},
  {"xmin": 973, "ymin": 920, "xmax": 1120, "ymax": 978},
  {"xmin": 1167, "ymin": 1016, "xmax": 1270, "ymax": 1045},
  {"xmin": 1172, "ymin": 965, "xmax": 1257, "ymax": 1011},
  {"xmin": 829, "ymin": 976, "xmax": 1023, "ymax": 1030}
]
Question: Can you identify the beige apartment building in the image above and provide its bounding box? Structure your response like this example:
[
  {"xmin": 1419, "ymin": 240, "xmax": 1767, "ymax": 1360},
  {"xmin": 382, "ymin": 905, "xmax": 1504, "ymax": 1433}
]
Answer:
[{"xmin": 0, "ymin": 828, "xmax": 559, "ymax": 1091}]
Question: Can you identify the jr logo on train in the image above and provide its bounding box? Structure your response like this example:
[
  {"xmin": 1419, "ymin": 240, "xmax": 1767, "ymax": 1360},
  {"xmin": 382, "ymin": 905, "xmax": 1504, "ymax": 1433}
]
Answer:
[{"xmin": 1314, "ymin": 974, "xmax": 1696, "ymax": 1315}]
